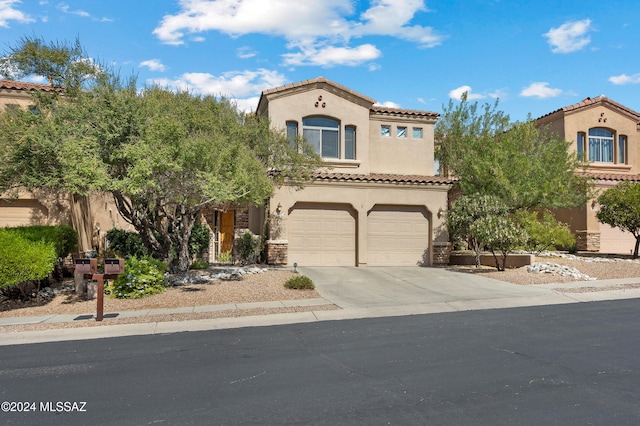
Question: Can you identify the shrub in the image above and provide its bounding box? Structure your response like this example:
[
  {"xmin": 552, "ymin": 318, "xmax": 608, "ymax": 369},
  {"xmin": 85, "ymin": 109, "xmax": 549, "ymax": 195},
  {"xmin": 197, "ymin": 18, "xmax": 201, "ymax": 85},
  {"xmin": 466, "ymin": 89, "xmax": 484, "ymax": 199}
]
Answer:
[
  {"xmin": 284, "ymin": 275, "xmax": 315, "ymax": 290},
  {"xmin": 189, "ymin": 223, "xmax": 210, "ymax": 259},
  {"xmin": 0, "ymin": 229, "xmax": 57, "ymax": 289},
  {"xmin": 106, "ymin": 229, "xmax": 149, "ymax": 258},
  {"xmin": 235, "ymin": 231, "xmax": 261, "ymax": 264},
  {"xmin": 6, "ymin": 225, "xmax": 78, "ymax": 258},
  {"xmin": 190, "ymin": 258, "xmax": 209, "ymax": 270},
  {"xmin": 216, "ymin": 250, "xmax": 233, "ymax": 264},
  {"xmin": 109, "ymin": 256, "xmax": 167, "ymax": 299},
  {"xmin": 515, "ymin": 210, "xmax": 575, "ymax": 253},
  {"xmin": 471, "ymin": 216, "xmax": 528, "ymax": 271}
]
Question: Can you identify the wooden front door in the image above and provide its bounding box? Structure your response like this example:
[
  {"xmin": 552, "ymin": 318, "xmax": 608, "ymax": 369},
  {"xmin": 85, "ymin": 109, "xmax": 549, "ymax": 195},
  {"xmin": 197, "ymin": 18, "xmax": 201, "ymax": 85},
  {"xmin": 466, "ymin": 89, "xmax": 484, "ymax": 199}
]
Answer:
[{"xmin": 220, "ymin": 211, "xmax": 234, "ymax": 253}]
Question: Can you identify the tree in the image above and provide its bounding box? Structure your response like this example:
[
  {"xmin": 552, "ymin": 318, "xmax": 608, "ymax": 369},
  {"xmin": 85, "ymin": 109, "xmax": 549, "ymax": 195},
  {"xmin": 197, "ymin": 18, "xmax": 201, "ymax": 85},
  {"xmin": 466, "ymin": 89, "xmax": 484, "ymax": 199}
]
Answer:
[
  {"xmin": 447, "ymin": 194, "xmax": 510, "ymax": 268},
  {"xmin": 435, "ymin": 94, "xmax": 591, "ymax": 210},
  {"xmin": 471, "ymin": 215, "xmax": 528, "ymax": 271},
  {"xmin": 596, "ymin": 181, "xmax": 640, "ymax": 258},
  {"xmin": 0, "ymin": 37, "xmax": 322, "ymax": 273}
]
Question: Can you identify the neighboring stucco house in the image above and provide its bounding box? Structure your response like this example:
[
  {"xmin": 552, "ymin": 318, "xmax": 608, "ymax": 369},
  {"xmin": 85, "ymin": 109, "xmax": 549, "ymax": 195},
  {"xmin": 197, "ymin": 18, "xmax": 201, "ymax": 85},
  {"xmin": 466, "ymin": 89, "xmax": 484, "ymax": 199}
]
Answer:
[
  {"xmin": 251, "ymin": 77, "xmax": 454, "ymax": 267},
  {"xmin": 0, "ymin": 79, "xmax": 131, "ymax": 252},
  {"xmin": 537, "ymin": 95, "xmax": 640, "ymax": 255}
]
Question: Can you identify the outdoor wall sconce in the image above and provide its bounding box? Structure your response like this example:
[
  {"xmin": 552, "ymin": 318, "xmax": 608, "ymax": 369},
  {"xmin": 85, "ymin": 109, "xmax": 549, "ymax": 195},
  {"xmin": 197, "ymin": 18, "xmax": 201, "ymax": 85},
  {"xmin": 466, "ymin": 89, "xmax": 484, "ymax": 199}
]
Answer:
[
  {"xmin": 437, "ymin": 207, "xmax": 444, "ymax": 219},
  {"xmin": 276, "ymin": 203, "xmax": 282, "ymax": 214}
]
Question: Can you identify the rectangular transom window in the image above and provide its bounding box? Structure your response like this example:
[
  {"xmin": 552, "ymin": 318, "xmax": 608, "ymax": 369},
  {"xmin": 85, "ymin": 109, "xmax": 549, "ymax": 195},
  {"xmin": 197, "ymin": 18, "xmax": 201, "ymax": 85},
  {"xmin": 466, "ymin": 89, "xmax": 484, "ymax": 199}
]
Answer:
[
  {"xmin": 381, "ymin": 125, "xmax": 390, "ymax": 137},
  {"xmin": 413, "ymin": 127, "xmax": 423, "ymax": 138},
  {"xmin": 397, "ymin": 126, "xmax": 407, "ymax": 138}
]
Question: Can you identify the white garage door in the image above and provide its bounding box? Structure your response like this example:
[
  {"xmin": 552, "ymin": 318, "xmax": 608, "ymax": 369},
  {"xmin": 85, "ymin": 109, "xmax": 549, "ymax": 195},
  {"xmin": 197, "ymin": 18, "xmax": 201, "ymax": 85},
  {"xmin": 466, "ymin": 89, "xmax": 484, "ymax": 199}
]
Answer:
[
  {"xmin": 599, "ymin": 223, "xmax": 636, "ymax": 255},
  {"xmin": 0, "ymin": 200, "xmax": 48, "ymax": 228},
  {"xmin": 288, "ymin": 205, "xmax": 356, "ymax": 266},
  {"xmin": 368, "ymin": 206, "xmax": 430, "ymax": 266}
]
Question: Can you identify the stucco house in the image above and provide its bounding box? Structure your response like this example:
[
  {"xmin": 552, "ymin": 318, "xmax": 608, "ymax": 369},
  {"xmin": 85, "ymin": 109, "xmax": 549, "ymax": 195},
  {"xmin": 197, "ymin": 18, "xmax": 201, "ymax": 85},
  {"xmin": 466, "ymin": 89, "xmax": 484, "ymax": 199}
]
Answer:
[
  {"xmin": 250, "ymin": 77, "xmax": 454, "ymax": 267},
  {"xmin": 0, "ymin": 79, "xmax": 119, "ymax": 252},
  {"xmin": 537, "ymin": 95, "xmax": 640, "ymax": 255}
]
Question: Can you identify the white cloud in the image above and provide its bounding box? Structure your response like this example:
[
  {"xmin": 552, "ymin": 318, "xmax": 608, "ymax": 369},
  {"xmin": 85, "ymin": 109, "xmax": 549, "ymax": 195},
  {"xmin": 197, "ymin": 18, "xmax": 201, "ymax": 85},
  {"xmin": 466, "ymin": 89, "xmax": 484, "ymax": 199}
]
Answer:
[
  {"xmin": 609, "ymin": 73, "xmax": 640, "ymax": 85},
  {"xmin": 544, "ymin": 19, "xmax": 592, "ymax": 53},
  {"xmin": 140, "ymin": 59, "xmax": 166, "ymax": 72},
  {"xmin": 147, "ymin": 68, "xmax": 287, "ymax": 111},
  {"xmin": 57, "ymin": 2, "xmax": 112, "ymax": 22},
  {"xmin": 449, "ymin": 85, "xmax": 485, "ymax": 101},
  {"xmin": 0, "ymin": 0, "xmax": 34, "ymax": 27},
  {"xmin": 375, "ymin": 101, "xmax": 401, "ymax": 109},
  {"xmin": 237, "ymin": 46, "xmax": 257, "ymax": 59},
  {"xmin": 519, "ymin": 82, "xmax": 563, "ymax": 98},
  {"xmin": 282, "ymin": 43, "xmax": 381, "ymax": 67},
  {"xmin": 153, "ymin": 0, "xmax": 444, "ymax": 67}
]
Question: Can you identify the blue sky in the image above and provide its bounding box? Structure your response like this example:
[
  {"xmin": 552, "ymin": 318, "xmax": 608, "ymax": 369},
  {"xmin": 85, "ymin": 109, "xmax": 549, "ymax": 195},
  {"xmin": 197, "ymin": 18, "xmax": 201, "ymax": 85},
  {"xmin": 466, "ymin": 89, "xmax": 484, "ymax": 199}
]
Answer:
[{"xmin": 1, "ymin": 0, "xmax": 639, "ymax": 121}]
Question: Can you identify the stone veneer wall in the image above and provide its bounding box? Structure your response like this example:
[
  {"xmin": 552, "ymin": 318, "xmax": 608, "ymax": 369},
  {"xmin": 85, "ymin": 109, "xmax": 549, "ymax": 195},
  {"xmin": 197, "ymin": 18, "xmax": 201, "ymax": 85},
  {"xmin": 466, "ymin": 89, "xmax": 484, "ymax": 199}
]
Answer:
[
  {"xmin": 576, "ymin": 231, "xmax": 600, "ymax": 252},
  {"xmin": 432, "ymin": 242, "xmax": 451, "ymax": 266},
  {"xmin": 266, "ymin": 240, "xmax": 287, "ymax": 265}
]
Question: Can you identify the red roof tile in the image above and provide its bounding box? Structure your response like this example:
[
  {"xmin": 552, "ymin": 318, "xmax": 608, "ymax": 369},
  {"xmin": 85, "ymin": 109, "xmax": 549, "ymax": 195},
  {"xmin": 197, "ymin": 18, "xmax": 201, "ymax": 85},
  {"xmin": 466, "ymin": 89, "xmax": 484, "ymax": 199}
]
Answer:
[
  {"xmin": 538, "ymin": 95, "xmax": 640, "ymax": 122},
  {"xmin": 370, "ymin": 105, "xmax": 439, "ymax": 119},
  {"xmin": 578, "ymin": 172, "xmax": 640, "ymax": 182},
  {"xmin": 0, "ymin": 79, "xmax": 64, "ymax": 93},
  {"xmin": 310, "ymin": 172, "xmax": 455, "ymax": 185}
]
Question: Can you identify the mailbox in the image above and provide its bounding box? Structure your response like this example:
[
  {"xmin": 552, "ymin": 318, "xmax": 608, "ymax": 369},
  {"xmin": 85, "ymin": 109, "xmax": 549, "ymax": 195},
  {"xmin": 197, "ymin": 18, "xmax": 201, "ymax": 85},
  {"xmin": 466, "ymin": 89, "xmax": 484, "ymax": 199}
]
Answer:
[
  {"xmin": 74, "ymin": 258, "xmax": 98, "ymax": 275},
  {"xmin": 104, "ymin": 258, "xmax": 125, "ymax": 275}
]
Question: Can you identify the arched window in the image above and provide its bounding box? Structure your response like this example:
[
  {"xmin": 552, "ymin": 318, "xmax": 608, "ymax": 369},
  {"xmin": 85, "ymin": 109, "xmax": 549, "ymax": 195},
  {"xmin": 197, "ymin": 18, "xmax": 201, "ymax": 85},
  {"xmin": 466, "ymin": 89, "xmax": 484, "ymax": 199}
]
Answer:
[
  {"xmin": 588, "ymin": 128, "xmax": 614, "ymax": 163},
  {"xmin": 303, "ymin": 117, "xmax": 339, "ymax": 158}
]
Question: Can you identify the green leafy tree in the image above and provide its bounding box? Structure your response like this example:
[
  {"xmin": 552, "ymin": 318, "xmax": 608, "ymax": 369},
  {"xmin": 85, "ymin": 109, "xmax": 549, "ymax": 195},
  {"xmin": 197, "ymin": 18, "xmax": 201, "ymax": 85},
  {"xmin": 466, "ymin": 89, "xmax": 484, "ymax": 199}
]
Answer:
[
  {"xmin": 0, "ymin": 37, "xmax": 322, "ymax": 273},
  {"xmin": 447, "ymin": 194, "xmax": 510, "ymax": 267},
  {"xmin": 596, "ymin": 181, "xmax": 640, "ymax": 258},
  {"xmin": 471, "ymin": 216, "xmax": 528, "ymax": 271},
  {"xmin": 435, "ymin": 94, "xmax": 591, "ymax": 210}
]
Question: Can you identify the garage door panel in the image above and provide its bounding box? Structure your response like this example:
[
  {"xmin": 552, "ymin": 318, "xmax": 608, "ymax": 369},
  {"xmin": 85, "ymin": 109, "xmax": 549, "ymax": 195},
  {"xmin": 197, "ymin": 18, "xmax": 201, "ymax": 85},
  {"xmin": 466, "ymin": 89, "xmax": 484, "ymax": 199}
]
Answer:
[
  {"xmin": 368, "ymin": 207, "xmax": 430, "ymax": 266},
  {"xmin": 288, "ymin": 206, "xmax": 356, "ymax": 266},
  {"xmin": 0, "ymin": 200, "xmax": 48, "ymax": 227}
]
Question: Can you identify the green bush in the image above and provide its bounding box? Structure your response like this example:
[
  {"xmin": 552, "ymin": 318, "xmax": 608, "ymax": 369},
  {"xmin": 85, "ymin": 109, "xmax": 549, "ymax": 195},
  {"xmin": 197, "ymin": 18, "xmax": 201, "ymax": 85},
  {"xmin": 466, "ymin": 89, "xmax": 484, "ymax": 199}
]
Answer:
[
  {"xmin": 189, "ymin": 223, "xmax": 210, "ymax": 259},
  {"xmin": 515, "ymin": 210, "xmax": 575, "ymax": 253},
  {"xmin": 235, "ymin": 231, "xmax": 261, "ymax": 264},
  {"xmin": 106, "ymin": 229, "xmax": 149, "ymax": 258},
  {"xmin": 0, "ymin": 229, "xmax": 57, "ymax": 288},
  {"xmin": 108, "ymin": 256, "xmax": 167, "ymax": 299},
  {"xmin": 284, "ymin": 275, "xmax": 315, "ymax": 290},
  {"xmin": 6, "ymin": 225, "xmax": 78, "ymax": 258},
  {"xmin": 190, "ymin": 258, "xmax": 209, "ymax": 270},
  {"xmin": 216, "ymin": 250, "xmax": 233, "ymax": 264}
]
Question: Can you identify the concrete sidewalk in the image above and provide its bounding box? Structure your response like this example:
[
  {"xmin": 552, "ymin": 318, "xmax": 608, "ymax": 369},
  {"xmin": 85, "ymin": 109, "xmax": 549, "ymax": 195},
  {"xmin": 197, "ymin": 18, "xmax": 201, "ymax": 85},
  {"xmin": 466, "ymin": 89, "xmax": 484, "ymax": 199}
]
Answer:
[{"xmin": 1, "ymin": 268, "xmax": 639, "ymax": 346}]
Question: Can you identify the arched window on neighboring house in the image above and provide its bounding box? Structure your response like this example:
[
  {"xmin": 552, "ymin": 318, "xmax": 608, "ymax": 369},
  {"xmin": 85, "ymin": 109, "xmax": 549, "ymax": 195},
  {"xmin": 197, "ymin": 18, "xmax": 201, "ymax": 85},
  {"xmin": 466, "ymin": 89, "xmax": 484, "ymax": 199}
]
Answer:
[{"xmin": 588, "ymin": 128, "xmax": 614, "ymax": 163}]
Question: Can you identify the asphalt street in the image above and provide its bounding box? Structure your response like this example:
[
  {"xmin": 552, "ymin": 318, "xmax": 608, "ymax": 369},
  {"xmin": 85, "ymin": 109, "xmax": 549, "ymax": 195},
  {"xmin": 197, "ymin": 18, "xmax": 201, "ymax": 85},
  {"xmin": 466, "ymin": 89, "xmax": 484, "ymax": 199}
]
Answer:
[{"xmin": 1, "ymin": 299, "xmax": 639, "ymax": 425}]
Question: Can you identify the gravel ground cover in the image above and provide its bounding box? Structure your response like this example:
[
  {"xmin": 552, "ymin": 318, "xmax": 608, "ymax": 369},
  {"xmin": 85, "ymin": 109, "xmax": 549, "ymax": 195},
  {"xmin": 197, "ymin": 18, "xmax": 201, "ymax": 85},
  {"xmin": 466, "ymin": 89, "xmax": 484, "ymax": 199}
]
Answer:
[{"xmin": 1, "ymin": 254, "xmax": 639, "ymax": 333}]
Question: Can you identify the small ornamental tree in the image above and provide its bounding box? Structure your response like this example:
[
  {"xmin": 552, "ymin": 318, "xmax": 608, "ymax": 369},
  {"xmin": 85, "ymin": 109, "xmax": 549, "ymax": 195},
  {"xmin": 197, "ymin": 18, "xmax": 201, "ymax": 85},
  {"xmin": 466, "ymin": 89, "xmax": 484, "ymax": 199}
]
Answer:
[
  {"xmin": 596, "ymin": 181, "xmax": 640, "ymax": 258},
  {"xmin": 471, "ymin": 216, "xmax": 528, "ymax": 271},
  {"xmin": 447, "ymin": 194, "xmax": 509, "ymax": 267}
]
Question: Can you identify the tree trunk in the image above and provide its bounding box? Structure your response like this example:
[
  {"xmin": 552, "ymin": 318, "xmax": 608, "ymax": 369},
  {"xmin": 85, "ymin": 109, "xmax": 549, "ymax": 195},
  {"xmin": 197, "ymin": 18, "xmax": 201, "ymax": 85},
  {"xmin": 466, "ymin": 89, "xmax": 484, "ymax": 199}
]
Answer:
[
  {"xmin": 634, "ymin": 236, "xmax": 639, "ymax": 259},
  {"xmin": 168, "ymin": 210, "xmax": 198, "ymax": 274}
]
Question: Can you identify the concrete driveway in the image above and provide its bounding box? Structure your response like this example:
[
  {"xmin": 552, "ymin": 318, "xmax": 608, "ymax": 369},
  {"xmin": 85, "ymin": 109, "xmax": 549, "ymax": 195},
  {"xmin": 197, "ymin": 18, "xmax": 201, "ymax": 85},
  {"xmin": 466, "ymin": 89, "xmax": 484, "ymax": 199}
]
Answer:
[{"xmin": 299, "ymin": 266, "xmax": 554, "ymax": 310}]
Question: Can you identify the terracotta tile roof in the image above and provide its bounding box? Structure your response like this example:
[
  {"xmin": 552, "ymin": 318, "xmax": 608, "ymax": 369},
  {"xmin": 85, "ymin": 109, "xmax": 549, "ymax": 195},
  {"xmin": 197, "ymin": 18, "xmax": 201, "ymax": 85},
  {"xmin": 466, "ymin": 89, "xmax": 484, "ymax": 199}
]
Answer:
[
  {"xmin": 538, "ymin": 95, "xmax": 640, "ymax": 122},
  {"xmin": 310, "ymin": 172, "xmax": 455, "ymax": 185},
  {"xmin": 0, "ymin": 79, "xmax": 64, "ymax": 93},
  {"xmin": 260, "ymin": 76, "xmax": 376, "ymax": 104},
  {"xmin": 578, "ymin": 172, "xmax": 640, "ymax": 182},
  {"xmin": 370, "ymin": 105, "xmax": 439, "ymax": 119}
]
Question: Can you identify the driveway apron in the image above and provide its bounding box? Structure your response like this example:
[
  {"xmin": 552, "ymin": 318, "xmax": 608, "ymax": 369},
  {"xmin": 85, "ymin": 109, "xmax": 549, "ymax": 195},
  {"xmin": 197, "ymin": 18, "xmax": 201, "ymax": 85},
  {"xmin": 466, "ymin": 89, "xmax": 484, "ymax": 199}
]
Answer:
[{"xmin": 299, "ymin": 266, "xmax": 553, "ymax": 309}]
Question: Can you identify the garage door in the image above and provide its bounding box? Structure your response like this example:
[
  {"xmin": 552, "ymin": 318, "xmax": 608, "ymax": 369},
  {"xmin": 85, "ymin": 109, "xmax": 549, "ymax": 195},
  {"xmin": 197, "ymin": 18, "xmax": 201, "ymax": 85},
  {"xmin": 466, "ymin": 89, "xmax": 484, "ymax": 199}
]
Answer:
[
  {"xmin": 0, "ymin": 200, "xmax": 48, "ymax": 227},
  {"xmin": 368, "ymin": 205, "xmax": 430, "ymax": 266},
  {"xmin": 599, "ymin": 223, "xmax": 636, "ymax": 255},
  {"xmin": 288, "ymin": 205, "xmax": 356, "ymax": 266}
]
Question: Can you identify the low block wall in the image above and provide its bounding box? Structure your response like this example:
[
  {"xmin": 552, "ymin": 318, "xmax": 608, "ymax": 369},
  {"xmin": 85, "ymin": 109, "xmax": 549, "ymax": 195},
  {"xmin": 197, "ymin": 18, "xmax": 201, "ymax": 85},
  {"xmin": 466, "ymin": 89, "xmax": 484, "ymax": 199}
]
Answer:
[{"xmin": 449, "ymin": 252, "xmax": 534, "ymax": 269}]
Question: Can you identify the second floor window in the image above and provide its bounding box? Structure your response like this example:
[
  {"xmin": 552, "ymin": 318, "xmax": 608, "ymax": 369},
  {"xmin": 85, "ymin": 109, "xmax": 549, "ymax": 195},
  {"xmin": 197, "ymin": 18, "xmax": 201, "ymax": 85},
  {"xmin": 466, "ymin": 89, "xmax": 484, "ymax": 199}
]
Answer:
[
  {"xmin": 588, "ymin": 128, "xmax": 614, "ymax": 163},
  {"xmin": 303, "ymin": 117, "xmax": 339, "ymax": 158}
]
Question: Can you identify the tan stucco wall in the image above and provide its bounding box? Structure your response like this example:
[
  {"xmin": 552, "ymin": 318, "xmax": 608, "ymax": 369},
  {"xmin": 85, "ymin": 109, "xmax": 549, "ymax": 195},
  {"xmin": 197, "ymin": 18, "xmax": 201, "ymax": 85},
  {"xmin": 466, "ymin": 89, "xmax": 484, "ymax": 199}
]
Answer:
[
  {"xmin": 268, "ymin": 181, "xmax": 450, "ymax": 266},
  {"xmin": 368, "ymin": 116, "xmax": 436, "ymax": 175},
  {"xmin": 265, "ymin": 87, "xmax": 372, "ymax": 174}
]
